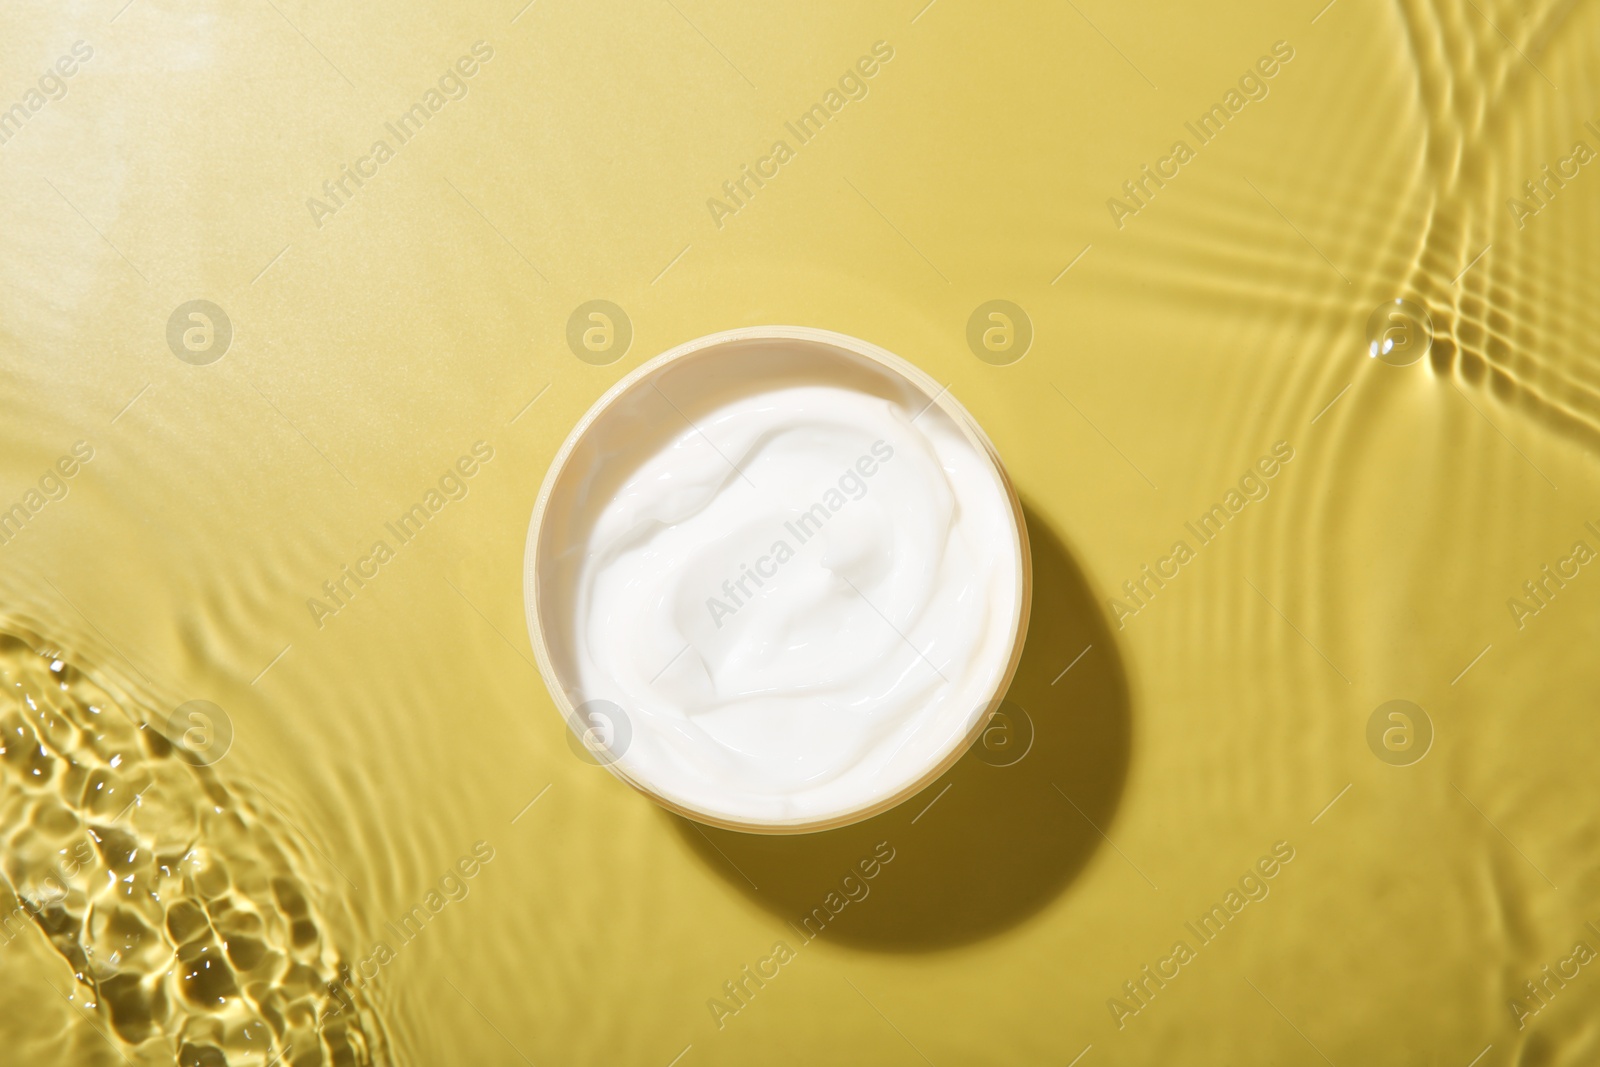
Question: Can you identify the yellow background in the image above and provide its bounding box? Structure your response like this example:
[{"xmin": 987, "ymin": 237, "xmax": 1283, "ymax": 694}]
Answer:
[{"xmin": 2, "ymin": 0, "xmax": 1599, "ymax": 1063}]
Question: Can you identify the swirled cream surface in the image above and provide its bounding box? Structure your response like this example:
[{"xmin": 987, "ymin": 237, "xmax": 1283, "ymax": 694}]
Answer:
[{"xmin": 531, "ymin": 335, "xmax": 1026, "ymax": 828}]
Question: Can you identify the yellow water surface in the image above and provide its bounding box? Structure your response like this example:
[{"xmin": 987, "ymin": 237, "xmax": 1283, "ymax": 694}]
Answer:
[{"xmin": 2, "ymin": 0, "xmax": 1599, "ymax": 1063}]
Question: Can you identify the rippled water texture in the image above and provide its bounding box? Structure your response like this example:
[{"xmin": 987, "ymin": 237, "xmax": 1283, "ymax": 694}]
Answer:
[
  {"xmin": 0, "ymin": 623, "xmax": 386, "ymax": 1065},
  {"xmin": 3, "ymin": 0, "xmax": 1600, "ymax": 1063}
]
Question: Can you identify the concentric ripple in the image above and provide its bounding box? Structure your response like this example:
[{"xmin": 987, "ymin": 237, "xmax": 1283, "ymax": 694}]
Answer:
[{"xmin": 0, "ymin": 623, "xmax": 389, "ymax": 1066}]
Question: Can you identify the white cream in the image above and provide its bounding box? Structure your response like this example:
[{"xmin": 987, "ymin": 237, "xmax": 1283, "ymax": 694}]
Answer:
[{"xmin": 530, "ymin": 332, "xmax": 1026, "ymax": 829}]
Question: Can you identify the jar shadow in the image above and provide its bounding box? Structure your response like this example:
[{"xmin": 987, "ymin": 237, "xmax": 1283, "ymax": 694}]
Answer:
[{"xmin": 668, "ymin": 501, "xmax": 1133, "ymax": 952}]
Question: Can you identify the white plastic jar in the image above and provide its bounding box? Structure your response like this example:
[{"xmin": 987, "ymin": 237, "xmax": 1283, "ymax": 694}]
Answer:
[{"xmin": 526, "ymin": 327, "xmax": 1030, "ymax": 832}]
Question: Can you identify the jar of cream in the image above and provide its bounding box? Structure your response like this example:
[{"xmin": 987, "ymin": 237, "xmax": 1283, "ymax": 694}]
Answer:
[{"xmin": 525, "ymin": 327, "xmax": 1031, "ymax": 833}]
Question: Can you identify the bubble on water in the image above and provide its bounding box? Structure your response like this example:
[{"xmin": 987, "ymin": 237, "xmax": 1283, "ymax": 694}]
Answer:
[{"xmin": 1366, "ymin": 299, "xmax": 1432, "ymax": 366}]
